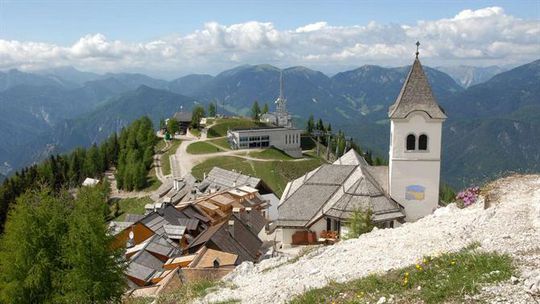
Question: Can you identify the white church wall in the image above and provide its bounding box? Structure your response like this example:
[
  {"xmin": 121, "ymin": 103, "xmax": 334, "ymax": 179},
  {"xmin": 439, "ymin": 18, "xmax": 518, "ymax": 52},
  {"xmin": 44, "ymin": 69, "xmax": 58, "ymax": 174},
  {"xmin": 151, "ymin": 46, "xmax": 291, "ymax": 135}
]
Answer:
[
  {"xmin": 389, "ymin": 160, "xmax": 441, "ymax": 221},
  {"xmin": 389, "ymin": 111, "xmax": 444, "ymax": 221}
]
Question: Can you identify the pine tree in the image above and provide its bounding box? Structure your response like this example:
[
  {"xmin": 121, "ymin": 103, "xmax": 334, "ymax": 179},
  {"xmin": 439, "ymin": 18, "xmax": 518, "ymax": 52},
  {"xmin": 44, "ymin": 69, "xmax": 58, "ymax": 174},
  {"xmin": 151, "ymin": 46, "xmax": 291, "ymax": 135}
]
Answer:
[
  {"xmin": 0, "ymin": 189, "xmax": 71, "ymax": 303},
  {"xmin": 191, "ymin": 106, "xmax": 206, "ymax": 129},
  {"xmin": 306, "ymin": 115, "xmax": 315, "ymax": 133},
  {"xmin": 262, "ymin": 103, "xmax": 269, "ymax": 114},
  {"xmin": 316, "ymin": 118, "xmax": 325, "ymax": 131},
  {"xmin": 251, "ymin": 101, "xmax": 261, "ymax": 120},
  {"xmin": 208, "ymin": 102, "xmax": 217, "ymax": 117},
  {"xmin": 60, "ymin": 185, "xmax": 126, "ymax": 302}
]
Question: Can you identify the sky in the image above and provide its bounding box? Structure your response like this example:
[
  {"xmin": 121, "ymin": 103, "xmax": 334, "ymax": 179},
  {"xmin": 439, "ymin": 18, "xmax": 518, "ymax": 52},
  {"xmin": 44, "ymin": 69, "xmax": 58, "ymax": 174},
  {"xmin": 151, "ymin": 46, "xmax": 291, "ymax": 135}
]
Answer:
[{"xmin": 0, "ymin": 0, "xmax": 539, "ymax": 78}]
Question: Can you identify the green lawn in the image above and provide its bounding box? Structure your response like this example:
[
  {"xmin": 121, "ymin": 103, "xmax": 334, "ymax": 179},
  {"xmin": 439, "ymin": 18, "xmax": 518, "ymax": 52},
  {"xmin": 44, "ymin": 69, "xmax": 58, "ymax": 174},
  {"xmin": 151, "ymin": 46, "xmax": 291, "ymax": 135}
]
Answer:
[
  {"xmin": 186, "ymin": 141, "xmax": 226, "ymax": 154},
  {"xmin": 190, "ymin": 128, "xmax": 201, "ymax": 137},
  {"xmin": 207, "ymin": 118, "xmax": 268, "ymax": 138},
  {"xmin": 142, "ymin": 167, "xmax": 162, "ymax": 192},
  {"xmin": 155, "ymin": 138, "xmax": 167, "ymax": 152},
  {"xmin": 191, "ymin": 155, "xmax": 325, "ymax": 196},
  {"xmin": 290, "ymin": 245, "xmax": 514, "ymax": 304},
  {"xmin": 249, "ymin": 147, "xmax": 295, "ymax": 160},
  {"xmin": 161, "ymin": 139, "xmax": 181, "ymax": 176},
  {"xmin": 109, "ymin": 196, "xmax": 153, "ymax": 221},
  {"xmin": 208, "ymin": 137, "xmax": 231, "ymax": 150}
]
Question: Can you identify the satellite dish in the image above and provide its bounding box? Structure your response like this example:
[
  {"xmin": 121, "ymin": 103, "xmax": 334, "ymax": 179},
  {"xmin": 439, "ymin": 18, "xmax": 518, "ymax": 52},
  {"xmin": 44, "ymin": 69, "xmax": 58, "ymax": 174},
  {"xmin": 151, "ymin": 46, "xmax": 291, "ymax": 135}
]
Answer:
[{"xmin": 128, "ymin": 231, "xmax": 134, "ymax": 240}]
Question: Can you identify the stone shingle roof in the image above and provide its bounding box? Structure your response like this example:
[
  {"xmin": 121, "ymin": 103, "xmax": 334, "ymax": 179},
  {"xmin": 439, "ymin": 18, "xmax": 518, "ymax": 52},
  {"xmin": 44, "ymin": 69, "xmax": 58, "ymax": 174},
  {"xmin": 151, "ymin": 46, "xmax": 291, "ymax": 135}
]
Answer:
[
  {"xmin": 388, "ymin": 58, "xmax": 447, "ymax": 119},
  {"xmin": 277, "ymin": 150, "xmax": 404, "ymax": 228},
  {"xmin": 205, "ymin": 167, "xmax": 262, "ymax": 189},
  {"xmin": 173, "ymin": 111, "xmax": 192, "ymax": 122}
]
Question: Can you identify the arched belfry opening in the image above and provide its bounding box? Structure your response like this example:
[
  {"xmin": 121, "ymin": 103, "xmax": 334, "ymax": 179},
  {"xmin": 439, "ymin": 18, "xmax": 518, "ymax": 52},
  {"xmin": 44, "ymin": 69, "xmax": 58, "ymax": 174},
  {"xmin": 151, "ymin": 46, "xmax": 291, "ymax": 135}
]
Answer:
[
  {"xmin": 419, "ymin": 134, "xmax": 428, "ymax": 150},
  {"xmin": 406, "ymin": 134, "xmax": 416, "ymax": 151}
]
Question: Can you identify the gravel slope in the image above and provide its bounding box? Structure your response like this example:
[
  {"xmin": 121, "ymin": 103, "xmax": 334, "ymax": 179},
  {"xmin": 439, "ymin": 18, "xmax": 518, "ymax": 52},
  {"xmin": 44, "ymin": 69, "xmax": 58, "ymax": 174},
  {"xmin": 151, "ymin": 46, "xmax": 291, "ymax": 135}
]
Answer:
[{"xmin": 199, "ymin": 174, "xmax": 540, "ymax": 304}]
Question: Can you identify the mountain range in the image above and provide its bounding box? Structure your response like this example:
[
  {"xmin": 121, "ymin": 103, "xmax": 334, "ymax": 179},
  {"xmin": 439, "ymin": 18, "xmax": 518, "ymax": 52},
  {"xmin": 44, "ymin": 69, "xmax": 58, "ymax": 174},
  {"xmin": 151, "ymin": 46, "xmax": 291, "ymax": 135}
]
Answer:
[
  {"xmin": 0, "ymin": 60, "xmax": 538, "ymax": 189},
  {"xmin": 436, "ymin": 65, "xmax": 506, "ymax": 88}
]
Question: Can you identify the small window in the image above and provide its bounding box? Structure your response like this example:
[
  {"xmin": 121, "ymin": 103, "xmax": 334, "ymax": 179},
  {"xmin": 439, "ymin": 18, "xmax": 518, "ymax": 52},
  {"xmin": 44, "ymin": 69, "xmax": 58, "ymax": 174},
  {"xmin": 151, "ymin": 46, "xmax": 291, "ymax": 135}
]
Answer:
[
  {"xmin": 406, "ymin": 134, "xmax": 416, "ymax": 151},
  {"xmin": 419, "ymin": 134, "xmax": 428, "ymax": 150}
]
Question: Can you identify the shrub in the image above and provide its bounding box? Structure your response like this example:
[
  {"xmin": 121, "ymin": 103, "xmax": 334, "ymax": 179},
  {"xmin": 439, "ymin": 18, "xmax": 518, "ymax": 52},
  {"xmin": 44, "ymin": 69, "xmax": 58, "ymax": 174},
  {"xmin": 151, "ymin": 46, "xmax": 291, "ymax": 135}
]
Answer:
[{"xmin": 344, "ymin": 209, "xmax": 374, "ymax": 239}]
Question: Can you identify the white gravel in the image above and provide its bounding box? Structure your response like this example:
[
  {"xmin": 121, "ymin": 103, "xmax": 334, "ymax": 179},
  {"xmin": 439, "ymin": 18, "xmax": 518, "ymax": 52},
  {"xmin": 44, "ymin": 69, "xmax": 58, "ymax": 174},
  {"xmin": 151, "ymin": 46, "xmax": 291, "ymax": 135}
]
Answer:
[{"xmin": 199, "ymin": 175, "xmax": 540, "ymax": 304}]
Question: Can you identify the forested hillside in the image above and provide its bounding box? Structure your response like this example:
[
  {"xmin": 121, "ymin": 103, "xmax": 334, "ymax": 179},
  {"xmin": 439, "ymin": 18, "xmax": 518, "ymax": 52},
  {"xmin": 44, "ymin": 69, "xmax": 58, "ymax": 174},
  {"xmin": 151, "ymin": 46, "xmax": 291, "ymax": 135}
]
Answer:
[
  {"xmin": 0, "ymin": 117, "xmax": 156, "ymax": 233},
  {"xmin": 0, "ymin": 59, "xmax": 538, "ymax": 189}
]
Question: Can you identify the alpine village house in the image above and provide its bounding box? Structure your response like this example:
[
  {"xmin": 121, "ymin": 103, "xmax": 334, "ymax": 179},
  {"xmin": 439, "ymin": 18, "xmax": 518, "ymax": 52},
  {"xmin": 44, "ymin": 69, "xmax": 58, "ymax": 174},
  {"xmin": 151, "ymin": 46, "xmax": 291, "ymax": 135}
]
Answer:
[{"xmin": 276, "ymin": 49, "xmax": 447, "ymax": 245}]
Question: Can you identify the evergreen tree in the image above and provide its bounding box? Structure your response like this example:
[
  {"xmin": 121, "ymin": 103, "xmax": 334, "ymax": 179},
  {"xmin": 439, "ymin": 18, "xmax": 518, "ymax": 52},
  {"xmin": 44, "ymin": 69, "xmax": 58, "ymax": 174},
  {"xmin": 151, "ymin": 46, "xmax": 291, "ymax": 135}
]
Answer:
[
  {"xmin": 316, "ymin": 118, "xmax": 325, "ymax": 131},
  {"xmin": 0, "ymin": 189, "xmax": 71, "ymax": 303},
  {"xmin": 60, "ymin": 184, "xmax": 125, "ymax": 303},
  {"xmin": 344, "ymin": 209, "xmax": 374, "ymax": 239},
  {"xmin": 262, "ymin": 103, "xmax": 269, "ymax": 114},
  {"xmin": 191, "ymin": 106, "xmax": 206, "ymax": 129},
  {"xmin": 208, "ymin": 102, "xmax": 217, "ymax": 117},
  {"xmin": 306, "ymin": 115, "xmax": 315, "ymax": 133},
  {"xmin": 84, "ymin": 144, "xmax": 101, "ymax": 178},
  {"xmin": 251, "ymin": 101, "xmax": 261, "ymax": 120},
  {"xmin": 166, "ymin": 118, "xmax": 179, "ymax": 135}
]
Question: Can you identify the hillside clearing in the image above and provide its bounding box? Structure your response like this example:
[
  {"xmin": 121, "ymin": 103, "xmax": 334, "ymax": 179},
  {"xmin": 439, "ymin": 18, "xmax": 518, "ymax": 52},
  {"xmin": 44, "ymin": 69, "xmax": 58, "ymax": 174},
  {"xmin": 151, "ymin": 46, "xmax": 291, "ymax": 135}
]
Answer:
[
  {"xmin": 199, "ymin": 174, "xmax": 540, "ymax": 304},
  {"xmin": 191, "ymin": 156, "xmax": 325, "ymax": 196},
  {"xmin": 109, "ymin": 196, "xmax": 153, "ymax": 221}
]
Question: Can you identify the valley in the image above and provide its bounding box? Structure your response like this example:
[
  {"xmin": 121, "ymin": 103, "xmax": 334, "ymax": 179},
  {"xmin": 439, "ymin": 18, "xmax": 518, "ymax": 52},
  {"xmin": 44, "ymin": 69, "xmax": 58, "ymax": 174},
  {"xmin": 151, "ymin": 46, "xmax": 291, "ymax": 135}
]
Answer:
[{"xmin": 1, "ymin": 60, "xmax": 539, "ymax": 189}]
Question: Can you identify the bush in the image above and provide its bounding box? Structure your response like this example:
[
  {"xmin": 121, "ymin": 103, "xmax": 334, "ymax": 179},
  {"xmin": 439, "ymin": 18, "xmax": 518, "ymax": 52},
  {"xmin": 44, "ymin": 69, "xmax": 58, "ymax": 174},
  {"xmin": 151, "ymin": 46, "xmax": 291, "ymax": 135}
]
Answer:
[{"xmin": 344, "ymin": 209, "xmax": 374, "ymax": 239}]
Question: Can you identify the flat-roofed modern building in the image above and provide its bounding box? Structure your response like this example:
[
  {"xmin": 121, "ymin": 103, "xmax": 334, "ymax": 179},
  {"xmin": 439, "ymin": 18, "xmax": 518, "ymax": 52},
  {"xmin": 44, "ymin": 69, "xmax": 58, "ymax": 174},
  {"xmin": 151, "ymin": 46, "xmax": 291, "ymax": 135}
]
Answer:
[
  {"xmin": 227, "ymin": 126, "xmax": 302, "ymax": 158},
  {"xmin": 227, "ymin": 71, "xmax": 303, "ymax": 158}
]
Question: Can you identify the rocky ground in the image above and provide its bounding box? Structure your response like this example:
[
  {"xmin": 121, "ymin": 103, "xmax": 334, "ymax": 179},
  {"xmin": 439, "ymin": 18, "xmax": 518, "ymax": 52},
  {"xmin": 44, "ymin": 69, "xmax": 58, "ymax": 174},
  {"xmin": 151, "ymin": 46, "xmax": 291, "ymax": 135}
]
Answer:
[{"xmin": 198, "ymin": 174, "xmax": 540, "ymax": 304}]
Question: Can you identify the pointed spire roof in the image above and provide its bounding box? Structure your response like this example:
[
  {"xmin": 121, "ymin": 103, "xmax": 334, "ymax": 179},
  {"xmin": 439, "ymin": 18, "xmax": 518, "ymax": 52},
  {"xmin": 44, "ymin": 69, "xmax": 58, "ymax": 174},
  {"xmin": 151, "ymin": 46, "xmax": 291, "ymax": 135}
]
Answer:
[{"xmin": 388, "ymin": 57, "xmax": 446, "ymax": 119}]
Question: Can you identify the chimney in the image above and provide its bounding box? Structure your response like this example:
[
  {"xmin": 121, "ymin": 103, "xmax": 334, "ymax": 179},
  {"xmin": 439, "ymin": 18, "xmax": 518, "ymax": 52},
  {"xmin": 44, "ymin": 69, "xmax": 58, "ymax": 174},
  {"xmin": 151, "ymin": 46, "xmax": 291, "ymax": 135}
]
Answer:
[
  {"xmin": 228, "ymin": 220, "xmax": 235, "ymax": 238},
  {"xmin": 203, "ymin": 172, "xmax": 206, "ymax": 180}
]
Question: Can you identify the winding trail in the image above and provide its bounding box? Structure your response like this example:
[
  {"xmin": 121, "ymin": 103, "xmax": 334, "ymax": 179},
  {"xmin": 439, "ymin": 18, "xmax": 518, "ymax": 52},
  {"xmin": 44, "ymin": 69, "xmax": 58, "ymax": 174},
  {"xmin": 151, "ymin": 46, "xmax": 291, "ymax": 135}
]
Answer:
[{"xmin": 171, "ymin": 135, "xmax": 313, "ymax": 179}]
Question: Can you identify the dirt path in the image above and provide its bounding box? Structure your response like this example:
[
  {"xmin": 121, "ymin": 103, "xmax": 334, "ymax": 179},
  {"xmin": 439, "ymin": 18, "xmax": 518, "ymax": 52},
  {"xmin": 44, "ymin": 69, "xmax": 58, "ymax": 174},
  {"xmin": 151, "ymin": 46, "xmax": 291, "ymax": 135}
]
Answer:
[
  {"xmin": 169, "ymin": 133, "xmax": 312, "ymax": 179},
  {"xmin": 154, "ymin": 139, "xmax": 171, "ymax": 183}
]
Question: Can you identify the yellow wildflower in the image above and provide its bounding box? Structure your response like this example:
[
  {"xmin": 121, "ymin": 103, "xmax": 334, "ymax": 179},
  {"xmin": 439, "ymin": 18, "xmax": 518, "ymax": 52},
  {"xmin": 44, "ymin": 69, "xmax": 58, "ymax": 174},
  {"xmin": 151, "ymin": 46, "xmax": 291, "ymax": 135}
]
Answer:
[{"xmin": 415, "ymin": 264, "xmax": 423, "ymax": 271}]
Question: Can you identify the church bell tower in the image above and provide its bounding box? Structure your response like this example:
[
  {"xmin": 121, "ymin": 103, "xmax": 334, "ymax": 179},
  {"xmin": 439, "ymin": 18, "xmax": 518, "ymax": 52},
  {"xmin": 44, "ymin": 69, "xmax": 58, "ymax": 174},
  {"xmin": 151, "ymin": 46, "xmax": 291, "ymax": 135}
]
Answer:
[{"xmin": 388, "ymin": 42, "xmax": 447, "ymax": 221}]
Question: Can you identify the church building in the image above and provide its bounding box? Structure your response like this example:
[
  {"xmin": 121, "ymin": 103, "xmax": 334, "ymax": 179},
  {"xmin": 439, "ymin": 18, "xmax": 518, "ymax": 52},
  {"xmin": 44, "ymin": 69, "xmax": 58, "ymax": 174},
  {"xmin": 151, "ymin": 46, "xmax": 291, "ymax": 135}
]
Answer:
[
  {"xmin": 227, "ymin": 71, "xmax": 303, "ymax": 158},
  {"xmin": 276, "ymin": 45, "xmax": 447, "ymax": 244}
]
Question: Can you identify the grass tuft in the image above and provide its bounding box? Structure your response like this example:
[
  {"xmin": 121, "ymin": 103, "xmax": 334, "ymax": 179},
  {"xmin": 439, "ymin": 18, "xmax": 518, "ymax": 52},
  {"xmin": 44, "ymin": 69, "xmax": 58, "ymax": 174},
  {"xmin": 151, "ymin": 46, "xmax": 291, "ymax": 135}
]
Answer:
[
  {"xmin": 290, "ymin": 247, "xmax": 515, "ymax": 304},
  {"xmin": 156, "ymin": 280, "xmax": 217, "ymax": 304}
]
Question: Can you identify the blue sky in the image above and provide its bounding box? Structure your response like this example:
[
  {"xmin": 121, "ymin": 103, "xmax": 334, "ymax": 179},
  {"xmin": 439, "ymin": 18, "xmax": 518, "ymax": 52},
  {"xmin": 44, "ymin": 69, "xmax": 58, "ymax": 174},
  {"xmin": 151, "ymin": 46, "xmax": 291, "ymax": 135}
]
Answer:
[
  {"xmin": 0, "ymin": 0, "xmax": 538, "ymax": 77},
  {"xmin": 1, "ymin": 0, "xmax": 537, "ymax": 44}
]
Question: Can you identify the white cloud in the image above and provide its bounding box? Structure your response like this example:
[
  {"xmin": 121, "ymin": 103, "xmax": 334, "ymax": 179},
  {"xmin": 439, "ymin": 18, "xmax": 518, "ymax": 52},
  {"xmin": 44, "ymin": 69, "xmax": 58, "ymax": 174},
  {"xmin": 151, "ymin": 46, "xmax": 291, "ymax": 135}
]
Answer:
[{"xmin": 0, "ymin": 6, "xmax": 538, "ymax": 77}]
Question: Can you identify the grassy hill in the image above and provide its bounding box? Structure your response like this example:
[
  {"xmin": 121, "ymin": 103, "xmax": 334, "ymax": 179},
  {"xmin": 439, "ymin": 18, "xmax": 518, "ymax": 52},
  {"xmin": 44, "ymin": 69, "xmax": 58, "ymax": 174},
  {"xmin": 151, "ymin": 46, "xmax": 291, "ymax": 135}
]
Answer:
[{"xmin": 191, "ymin": 155, "xmax": 326, "ymax": 196}]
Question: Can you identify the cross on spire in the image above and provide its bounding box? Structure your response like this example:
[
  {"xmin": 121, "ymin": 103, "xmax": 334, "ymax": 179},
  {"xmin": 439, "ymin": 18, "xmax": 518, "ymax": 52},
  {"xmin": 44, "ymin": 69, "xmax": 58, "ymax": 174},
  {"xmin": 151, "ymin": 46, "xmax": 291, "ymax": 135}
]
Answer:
[{"xmin": 415, "ymin": 41, "xmax": 420, "ymax": 58}]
